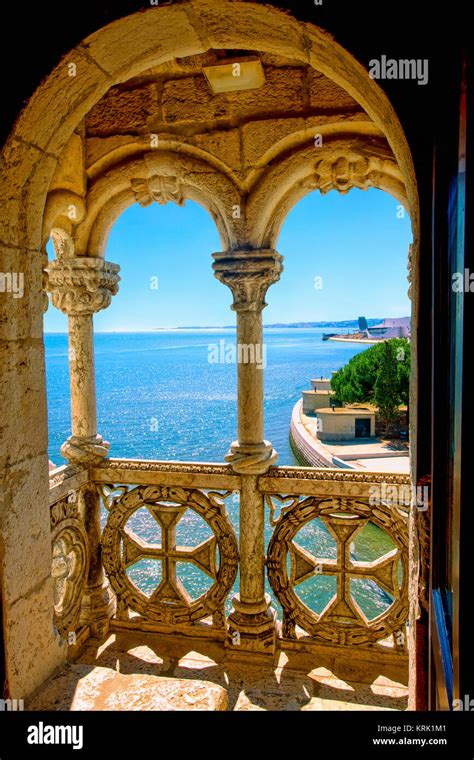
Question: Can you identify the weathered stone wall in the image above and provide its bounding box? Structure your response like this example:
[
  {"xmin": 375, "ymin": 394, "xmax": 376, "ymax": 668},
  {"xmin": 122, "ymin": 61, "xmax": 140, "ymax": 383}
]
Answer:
[{"xmin": 81, "ymin": 52, "xmax": 382, "ymax": 215}]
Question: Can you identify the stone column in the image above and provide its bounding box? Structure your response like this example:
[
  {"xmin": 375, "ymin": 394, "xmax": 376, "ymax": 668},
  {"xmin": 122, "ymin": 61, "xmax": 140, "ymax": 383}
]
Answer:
[
  {"xmin": 213, "ymin": 249, "xmax": 283, "ymax": 656},
  {"xmin": 47, "ymin": 256, "xmax": 120, "ymax": 636}
]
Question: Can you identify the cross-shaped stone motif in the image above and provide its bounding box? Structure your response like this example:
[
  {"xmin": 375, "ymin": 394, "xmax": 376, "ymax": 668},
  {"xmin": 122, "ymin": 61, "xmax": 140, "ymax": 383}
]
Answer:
[
  {"xmin": 290, "ymin": 516, "xmax": 400, "ymax": 624},
  {"xmin": 122, "ymin": 503, "xmax": 217, "ymax": 607}
]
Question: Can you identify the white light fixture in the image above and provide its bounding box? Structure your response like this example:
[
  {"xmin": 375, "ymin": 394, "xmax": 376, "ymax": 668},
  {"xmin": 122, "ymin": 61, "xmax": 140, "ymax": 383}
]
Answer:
[{"xmin": 203, "ymin": 57, "xmax": 265, "ymax": 94}]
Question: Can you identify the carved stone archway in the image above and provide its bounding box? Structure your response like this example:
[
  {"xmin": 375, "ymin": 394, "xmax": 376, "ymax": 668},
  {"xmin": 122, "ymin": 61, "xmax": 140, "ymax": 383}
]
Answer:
[
  {"xmin": 0, "ymin": 0, "xmax": 420, "ymax": 701},
  {"xmin": 245, "ymin": 133, "xmax": 408, "ymax": 249},
  {"xmin": 70, "ymin": 149, "xmax": 243, "ymax": 258}
]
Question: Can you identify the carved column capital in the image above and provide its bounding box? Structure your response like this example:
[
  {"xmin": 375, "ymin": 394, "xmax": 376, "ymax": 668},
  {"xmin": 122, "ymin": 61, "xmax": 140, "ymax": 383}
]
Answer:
[
  {"xmin": 212, "ymin": 249, "xmax": 284, "ymax": 312},
  {"xmin": 46, "ymin": 257, "xmax": 120, "ymax": 316}
]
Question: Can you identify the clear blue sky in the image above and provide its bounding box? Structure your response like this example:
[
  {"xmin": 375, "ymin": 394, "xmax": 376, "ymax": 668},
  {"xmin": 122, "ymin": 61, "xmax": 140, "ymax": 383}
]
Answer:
[{"xmin": 44, "ymin": 188, "xmax": 412, "ymax": 331}]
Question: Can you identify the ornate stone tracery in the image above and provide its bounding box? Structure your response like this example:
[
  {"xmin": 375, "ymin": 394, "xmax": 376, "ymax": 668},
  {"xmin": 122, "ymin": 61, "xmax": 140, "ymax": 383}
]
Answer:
[
  {"xmin": 73, "ymin": 150, "xmax": 242, "ymax": 257},
  {"xmin": 38, "ymin": 55, "xmax": 416, "ymax": 667},
  {"xmin": 266, "ymin": 493, "xmax": 409, "ymax": 647}
]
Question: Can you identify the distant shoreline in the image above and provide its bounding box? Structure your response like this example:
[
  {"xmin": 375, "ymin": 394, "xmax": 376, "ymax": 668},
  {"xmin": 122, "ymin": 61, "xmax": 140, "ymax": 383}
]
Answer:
[
  {"xmin": 328, "ymin": 336, "xmax": 381, "ymax": 344},
  {"xmin": 172, "ymin": 320, "xmax": 383, "ymax": 330},
  {"xmin": 44, "ymin": 320, "xmax": 385, "ymax": 335}
]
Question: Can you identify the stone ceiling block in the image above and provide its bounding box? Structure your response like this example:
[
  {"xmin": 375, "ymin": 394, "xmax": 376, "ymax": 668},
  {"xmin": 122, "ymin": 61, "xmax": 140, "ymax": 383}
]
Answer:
[
  {"xmin": 82, "ymin": 6, "xmax": 206, "ymax": 82},
  {"xmin": 87, "ymin": 85, "xmax": 157, "ymax": 135}
]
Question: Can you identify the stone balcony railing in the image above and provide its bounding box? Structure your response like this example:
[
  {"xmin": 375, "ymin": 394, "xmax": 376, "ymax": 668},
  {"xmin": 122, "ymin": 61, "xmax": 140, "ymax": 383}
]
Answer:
[{"xmin": 48, "ymin": 459, "xmax": 410, "ymax": 668}]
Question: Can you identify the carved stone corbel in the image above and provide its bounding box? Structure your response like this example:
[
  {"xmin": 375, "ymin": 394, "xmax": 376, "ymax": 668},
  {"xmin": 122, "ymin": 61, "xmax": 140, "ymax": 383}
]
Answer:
[
  {"xmin": 130, "ymin": 175, "xmax": 185, "ymax": 208},
  {"xmin": 43, "ymin": 190, "xmax": 87, "ymax": 253},
  {"xmin": 313, "ymin": 154, "xmax": 383, "ymax": 195}
]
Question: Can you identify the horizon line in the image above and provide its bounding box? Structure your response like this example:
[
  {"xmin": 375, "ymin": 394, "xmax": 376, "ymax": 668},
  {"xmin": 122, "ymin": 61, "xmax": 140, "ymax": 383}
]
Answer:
[{"xmin": 44, "ymin": 317, "xmax": 404, "ymax": 334}]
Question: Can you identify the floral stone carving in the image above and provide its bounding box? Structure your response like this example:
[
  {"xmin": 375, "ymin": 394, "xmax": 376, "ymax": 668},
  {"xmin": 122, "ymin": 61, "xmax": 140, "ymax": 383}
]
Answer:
[
  {"xmin": 50, "ymin": 496, "xmax": 89, "ymax": 639},
  {"xmin": 131, "ymin": 175, "xmax": 185, "ymax": 207}
]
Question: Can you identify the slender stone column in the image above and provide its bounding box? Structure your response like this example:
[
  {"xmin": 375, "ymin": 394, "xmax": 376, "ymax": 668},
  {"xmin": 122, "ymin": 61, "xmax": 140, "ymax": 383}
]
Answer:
[
  {"xmin": 47, "ymin": 256, "xmax": 120, "ymax": 636},
  {"xmin": 47, "ymin": 257, "xmax": 120, "ymax": 464},
  {"xmin": 213, "ymin": 249, "xmax": 283, "ymax": 655}
]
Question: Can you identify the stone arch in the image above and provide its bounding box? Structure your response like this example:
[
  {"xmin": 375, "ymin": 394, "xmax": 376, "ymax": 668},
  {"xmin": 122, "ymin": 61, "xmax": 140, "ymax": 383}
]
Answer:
[
  {"xmin": 246, "ymin": 134, "xmax": 409, "ymax": 249},
  {"xmin": 1, "ymin": 1, "xmax": 418, "ymax": 251},
  {"xmin": 0, "ymin": 0, "xmax": 420, "ymax": 700},
  {"xmin": 71, "ymin": 149, "xmax": 243, "ymax": 258}
]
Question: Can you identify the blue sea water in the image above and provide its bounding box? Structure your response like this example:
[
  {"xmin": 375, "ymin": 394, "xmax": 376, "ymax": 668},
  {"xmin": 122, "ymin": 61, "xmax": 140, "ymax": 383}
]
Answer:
[
  {"xmin": 45, "ymin": 327, "xmax": 369, "ymax": 466},
  {"xmin": 45, "ymin": 328, "xmax": 398, "ymax": 621}
]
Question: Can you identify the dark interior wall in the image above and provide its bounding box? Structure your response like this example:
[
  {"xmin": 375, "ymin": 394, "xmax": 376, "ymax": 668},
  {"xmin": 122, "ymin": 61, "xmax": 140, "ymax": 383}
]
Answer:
[{"xmin": 459, "ymin": 54, "xmax": 474, "ymax": 701}]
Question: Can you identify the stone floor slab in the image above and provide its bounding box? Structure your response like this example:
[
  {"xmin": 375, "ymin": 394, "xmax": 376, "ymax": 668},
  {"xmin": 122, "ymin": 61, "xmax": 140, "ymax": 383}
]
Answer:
[{"xmin": 27, "ymin": 663, "xmax": 228, "ymax": 711}]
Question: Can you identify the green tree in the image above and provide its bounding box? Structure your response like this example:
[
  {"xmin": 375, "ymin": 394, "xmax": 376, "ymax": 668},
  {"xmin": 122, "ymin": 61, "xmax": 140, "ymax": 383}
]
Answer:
[
  {"xmin": 330, "ymin": 338, "xmax": 410, "ymax": 431},
  {"xmin": 395, "ymin": 341, "xmax": 410, "ymax": 424},
  {"xmin": 374, "ymin": 340, "xmax": 401, "ymax": 432}
]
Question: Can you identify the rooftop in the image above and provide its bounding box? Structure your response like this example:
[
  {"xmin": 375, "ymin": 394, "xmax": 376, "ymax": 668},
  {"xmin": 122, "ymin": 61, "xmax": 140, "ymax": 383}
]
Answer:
[{"xmin": 316, "ymin": 407, "xmax": 375, "ymax": 415}]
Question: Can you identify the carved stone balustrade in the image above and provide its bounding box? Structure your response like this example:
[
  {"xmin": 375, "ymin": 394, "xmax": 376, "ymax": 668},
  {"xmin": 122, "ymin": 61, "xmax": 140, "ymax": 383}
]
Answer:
[{"xmin": 42, "ymin": 458, "xmax": 412, "ymax": 667}]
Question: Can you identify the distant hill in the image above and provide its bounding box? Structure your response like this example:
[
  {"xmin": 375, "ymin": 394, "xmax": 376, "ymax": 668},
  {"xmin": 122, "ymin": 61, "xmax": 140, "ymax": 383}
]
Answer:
[{"xmin": 173, "ymin": 319, "xmax": 383, "ymax": 329}]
